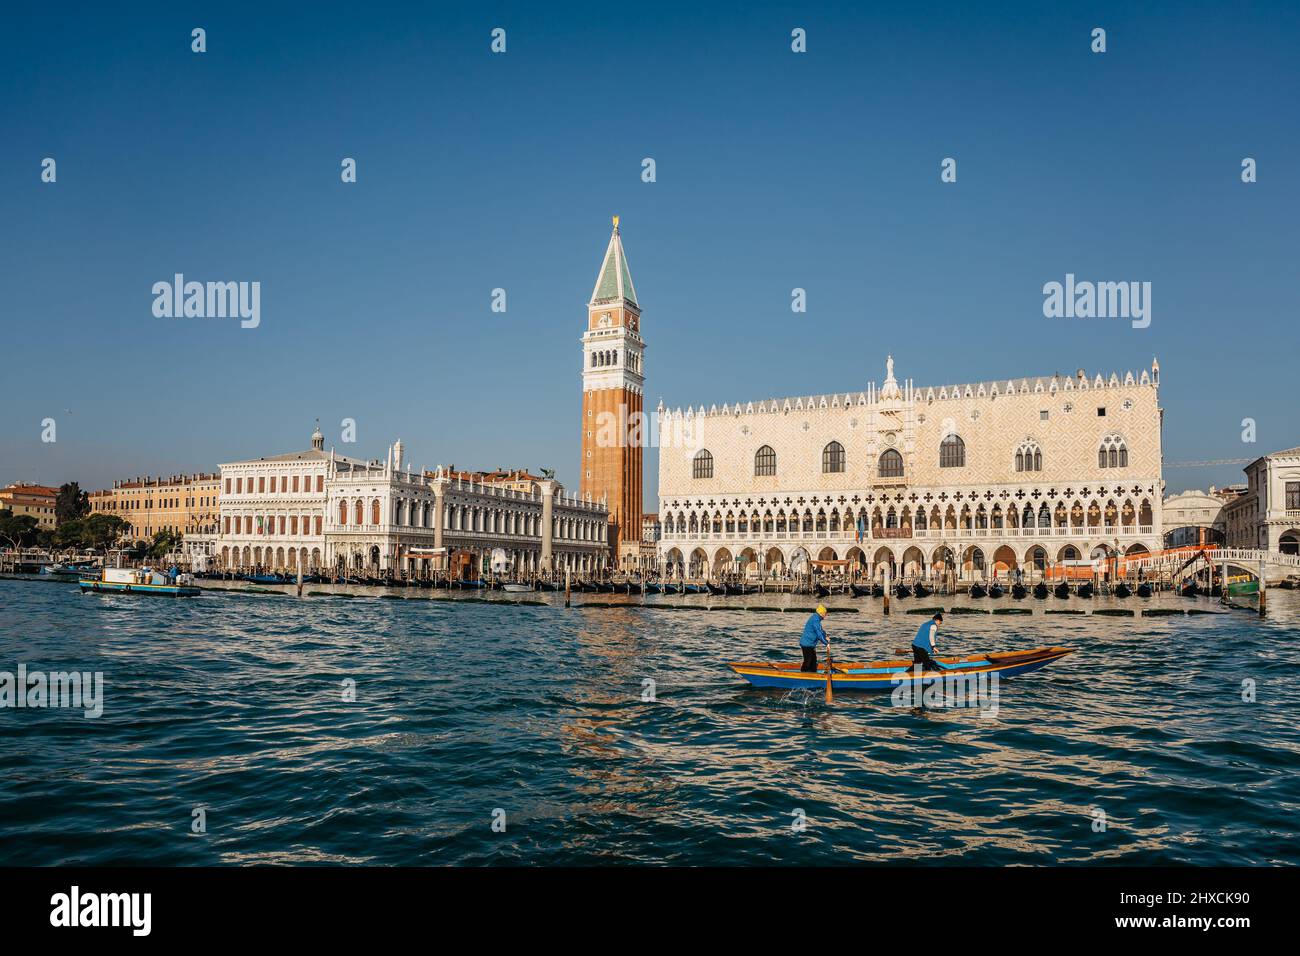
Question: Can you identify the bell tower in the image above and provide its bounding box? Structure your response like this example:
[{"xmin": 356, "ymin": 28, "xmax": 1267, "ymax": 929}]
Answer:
[{"xmin": 580, "ymin": 216, "xmax": 645, "ymax": 570}]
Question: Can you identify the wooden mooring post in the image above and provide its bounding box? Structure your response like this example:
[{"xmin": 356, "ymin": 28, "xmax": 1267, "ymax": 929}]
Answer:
[
  {"xmin": 1258, "ymin": 559, "xmax": 1267, "ymax": 617},
  {"xmin": 565, "ymin": 567, "xmax": 571, "ymax": 608}
]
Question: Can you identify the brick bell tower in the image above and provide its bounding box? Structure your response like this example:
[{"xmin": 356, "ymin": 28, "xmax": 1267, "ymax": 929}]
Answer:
[{"xmin": 580, "ymin": 216, "xmax": 645, "ymax": 571}]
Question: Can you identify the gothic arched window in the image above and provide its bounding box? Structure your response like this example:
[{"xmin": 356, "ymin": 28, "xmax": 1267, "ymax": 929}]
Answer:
[
  {"xmin": 939, "ymin": 434, "xmax": 966, "ymax": 468},
  {"xmin": 1015, "ymin": 441, "xmax": 1043, "ymax": 472},
  {"xmin": 878, "ymin": 448, "xmax": 904, "ymax": 478},
  {"xmin": 754, "ymin": 445, "xmax": 777, "ymax": 476},
  {"xmin": 693, "ymin": 449, "xmax": 714, "ymax": 479},
  {"xmin": 822, "ymin": 441, "xmax": 845, "ymax": 474},
  {"xmin": 1099, "ymin": 435, "xmax": 1128, "ymax": 468}
]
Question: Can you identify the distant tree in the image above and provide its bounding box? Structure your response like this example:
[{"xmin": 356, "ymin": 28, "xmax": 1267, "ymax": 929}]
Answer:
[
  {"xmin": 0, "ymin": 509, "xmax": 41, "ymax": 550},
  {"xmin": 148, "ymin": 529, "xmax": 182, "ymax": 560},
  {"xmin": 81, "ymin": 514, "xmax": 130, "ymax": 552},
  {"xmin": 55, "ymin": 483, "xmax": 90, "ymax": 524}
]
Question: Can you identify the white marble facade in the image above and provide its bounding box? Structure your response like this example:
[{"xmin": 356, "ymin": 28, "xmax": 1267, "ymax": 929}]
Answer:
[{"xmin": 656, "ymin": 358, "xmax": 1165, "ymax": 580}]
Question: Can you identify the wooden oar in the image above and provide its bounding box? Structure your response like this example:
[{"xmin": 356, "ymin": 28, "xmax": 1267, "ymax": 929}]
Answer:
[{"xmin": 824, "ymin": 643, "xmax": 834, "ymax": 704}]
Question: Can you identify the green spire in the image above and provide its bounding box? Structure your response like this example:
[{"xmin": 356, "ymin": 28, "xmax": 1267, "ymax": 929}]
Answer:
[{"xmin": 590, "ymin": 217, "xmax": 639, "ymax": 307}]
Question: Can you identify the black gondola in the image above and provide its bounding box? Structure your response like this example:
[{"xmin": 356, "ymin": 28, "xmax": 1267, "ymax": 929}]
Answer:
[
  {"xmin": 1137, "ymin": 582, "xmax": 1153, "ymax": 598},
  {"xmin": 850, "ymin": 584, "xmax": 872, "ymax": 597},
  {"xmin": 1113, "ymin": 582, "xmax": 1131, "ymax": 598},
  {"xmin": 1033, "ymin": 582, "xmax": 1049, "ymax": 599},
  {"xmin": 1053, "ymin": 582, "xmax": 1070, "ymax": 599},
  {"xmin": 1076, "ymin": 581, "xmax": 1094, "ymax": 598},
  {"xmin": 894, "ymin": 583, "xmax": 912, "ymax": 598},
  {"xmin": 969, "ymin": 583, "xmax": 987, "ymax": 598},
  {"xmin": 661, "ymin": 583, "xmax": 680, "ymax": 595},
  {"xmin": 871, "ymin": 583, "xmax": 885, "ymax": 597},
  {"xmin": 988, "ymin": 584, "xmax": 1004, "ymax": 599},
  {"xmin": 643, "ymin": 582, "xmax": 661, "ymax": 594},
  {"xmin": 912, "ymin": 583, "xmax": 930, "ymax": 598},
  {"xmin": 1011, "ymin": 583, "xmax": 1028, "ymax": 599},
  {"xmin": 707, "ymin": 582, "xmax": 727, "ymax": 596},
  {"xmin": 1180, "ymin": 581, "xmax": 1199, "ymax": 598},
  {"xmin": 812, "ymin": 584, "xmax": 830, "ymax": 598}
]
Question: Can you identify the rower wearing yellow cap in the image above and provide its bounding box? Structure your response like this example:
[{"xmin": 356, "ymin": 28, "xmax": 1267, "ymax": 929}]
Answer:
[{"xmin": 799, "ymin": 605, "xmax": 830, "ymax": 672}]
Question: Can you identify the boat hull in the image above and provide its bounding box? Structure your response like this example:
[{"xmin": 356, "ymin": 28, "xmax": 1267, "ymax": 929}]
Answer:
[
  {"xmin": 79, "ymin": 579, "xmax": 200, "ymax": 597},
  {"xmin": 728, "ymin": 646, "xmax": 1074, "ymax": 693}
]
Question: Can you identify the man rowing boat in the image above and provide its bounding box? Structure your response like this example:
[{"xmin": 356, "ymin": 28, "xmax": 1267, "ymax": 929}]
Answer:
[
  {"xmin": 911, "ymin": 611, "xmax": 944, "ymax": 672},
  {"xmin": 799, "ymin": 605, "xmax": 830, "ymax": 672}
]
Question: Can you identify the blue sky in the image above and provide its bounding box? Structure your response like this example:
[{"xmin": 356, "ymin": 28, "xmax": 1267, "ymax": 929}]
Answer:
[{"xmin": 2, "ymin": 0, "xmax": 1297, "ymax": 501}]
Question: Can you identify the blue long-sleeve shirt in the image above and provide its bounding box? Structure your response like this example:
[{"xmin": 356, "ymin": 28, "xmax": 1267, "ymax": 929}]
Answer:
[
  {"xmin": 912, "ymin": 620, "xmax": 937, "ymax": 652},
  {"xmin": 800, "ymin": 613, "xmax": 828, "ymax": 648}
]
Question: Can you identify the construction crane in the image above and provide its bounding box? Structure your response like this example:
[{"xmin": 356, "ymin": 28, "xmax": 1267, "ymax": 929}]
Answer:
[{"xmin": 1162, "ymin": 458, "xmax": 1252, "ymax": 468}]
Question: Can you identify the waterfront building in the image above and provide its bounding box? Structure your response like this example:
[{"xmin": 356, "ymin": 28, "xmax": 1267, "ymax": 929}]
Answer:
[
  {"xmin": 642, "ymin": 513, "xmax": 661, "ymax": 545},
  {"xmin": 1222, "ymin": 447, "xmax": 1300, "ymax": 554},
  {"xmin": 1162, "ymin": 487, "xmax": 1237, "ymax": 547},
  {"xmin": 656, "ymin": 358, "xmax": 1165, "ymax": 580},
  {"xmin": 0, "ymin": 483, "xmax": 59, "ymax": 529},
  {"xmin": 215, "ymin": 427, "xmax": 609, "ymax": 576},
  {"xmin": 580, "ymin": 217, "xmax": 646, "ymax": 570},
  {"xmin": 88, "ymin": 473, "xmax": 221, "ymax": 543}
]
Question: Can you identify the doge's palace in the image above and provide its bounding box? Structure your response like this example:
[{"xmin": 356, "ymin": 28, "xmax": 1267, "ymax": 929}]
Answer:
[{"xmin": 656, "ymin": 358, "xmax": 1164, "ymax": 581}]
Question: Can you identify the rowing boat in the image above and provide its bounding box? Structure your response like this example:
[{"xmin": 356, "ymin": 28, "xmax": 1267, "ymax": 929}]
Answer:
[{"xmin": 727, "ymin": 646, "xmax": 1074, "ymax": 692}]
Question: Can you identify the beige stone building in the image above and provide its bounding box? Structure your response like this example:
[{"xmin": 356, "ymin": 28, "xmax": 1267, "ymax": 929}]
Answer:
[
  {"xmin": 88, "ymin": 473, "xmax": 221, "ymax": 542},
  {"xmin": 1222, "ymin": 447, "xmax": 1300, "ymax": 554},
  {"xmin": 0, "ymin": 483, "xmax": 59, "ymax": 529},
  {"xmin": 657, "ymin": 357, "xmax": 1165, "ymax": 580}
]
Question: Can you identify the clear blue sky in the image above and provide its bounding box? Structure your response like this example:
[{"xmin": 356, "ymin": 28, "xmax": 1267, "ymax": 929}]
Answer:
[{"xmin": 2, "ymin": 0, "xmax": 1296, "ymax": 501}]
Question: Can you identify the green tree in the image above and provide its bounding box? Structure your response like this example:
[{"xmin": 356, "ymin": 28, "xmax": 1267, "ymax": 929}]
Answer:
[
  {"xmin": 81, "ymin": 514, "xmax": 130, "ymax": 552},
  {"xmin": 55, "ymin": 483, "xmax": 90, "ymax": 525},
  {"xmin": 148, "ymin": 529, "xmax": 182, "ymax": 560},
  {"xmin": 0, "ymin": 508, "xmax": 40, "ymax": 550}
]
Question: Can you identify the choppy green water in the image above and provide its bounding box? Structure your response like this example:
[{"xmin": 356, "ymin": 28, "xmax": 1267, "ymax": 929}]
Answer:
[{"xmin": 1, "ymin": 578, "xmax": 1297, "ymax": 865}]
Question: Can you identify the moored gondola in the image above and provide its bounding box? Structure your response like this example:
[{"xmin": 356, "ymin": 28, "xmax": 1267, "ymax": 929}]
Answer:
[
  {"xmin": 969, "ymin": 582, "xmax": 987, "ymax": 598},
  {"xmin": 1011, "ymin": 582, "xmax": 1028, "ymax": 599},
  {"xmin": 1033, "ymin": 582, "xmax": 1049, "ymax": 599},
  {"xmin": 1053, "ymin": 581, "xmax": 1070, "ymax": 599},
  {"xmin": 1180, "ymin": 581, "xmax": 1199, "ymax": 598},
  {"xmin": 912, "ymin": 582, "xmax": 931, "ymax": 598},
  {"xmin": 1136, "ymin": 582, "xmax": 1153, "ymax": 598},
  {"xmin": 850, "ymin": 583, "xmax": 873, "ymax": 598},
  {"xmin": 894, "ymin": 583, "xmax": 912, "ymax": 598},
  {"xmin": 661, "ymin": 583, "xmax": 681, "ymax": 595},
  {"xmin": 987, "ymin": 583, "xmax": 1004, "ymax": 599},
  {"xmin": 812, "ymin": 584, "xmax": 830, "ymax": 598},
  {"xmin": 1076, "ymin": 581, "xmax": 1094, "ymax": 598},
  {"xmin": 1113, "ymin": 582, "xmax": 1131, "ymax": 598}
]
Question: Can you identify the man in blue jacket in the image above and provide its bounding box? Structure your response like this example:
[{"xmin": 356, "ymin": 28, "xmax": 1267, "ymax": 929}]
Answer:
[
  {"xmin": 911, "ymin": 611, "xmax": 943, "ymax": 671},
  {"xmin": 800, "ymin": 605, "xmax": 830, "ymax": 672}
]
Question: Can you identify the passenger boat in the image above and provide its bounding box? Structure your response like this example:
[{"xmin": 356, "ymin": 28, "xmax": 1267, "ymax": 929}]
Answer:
[
  {"xmin": 1180, "ymin": 581, "xmax": 1199, "ymax": 598},
  {"xmin": 968, "ymin": 582, "xmax": 987, "ymax": 598},
  {"xmin": 42, "ymin": 563, "xmax": 98, "ymax": 580},
  {"xmin": 987, "ymin": 583, "xmax": 1004, "ymax": 599},
  {"xmin": 728, "ymin": 646, "xmax": 1075, "ymax": 693},
  {"xmin": 1224, "ymin": 575, "xmax": 1259, "ymax": 597},
  {"xmin": 79, "ymin": 567, "xmax": 200, "ymax": 597},
  {"xmin": 1053, "ymin": 582, "xmax": 1070, "ymax": 599},
  {"xmin": 1011, "ymin": 583, "xmax": 1028, "ymax": 599},
  {"xmin": 1136, "ymin": 582, "xmax": 1153, "ymax": 598},
  {"xmin": 893, "ymin": 583, "xmax": 911, "ymax": 598},
  {"xmin": 501, "ymin": 583, "xmax": 534, "ymax": 593},
  {"xmin": 912, "ymin": 582, "xmax": 930, "ymax": 598},
  {"xmin": 1113, "ymin": 582, "xmax": 1132, "ymax": 598},
  {"xmin": 1076, "ymin": 581, "xmax": 1094, "ymax": 598},
  {"xmin": 1032, "ymin": 582, "xmax": 1049, "ymax": 599}
]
